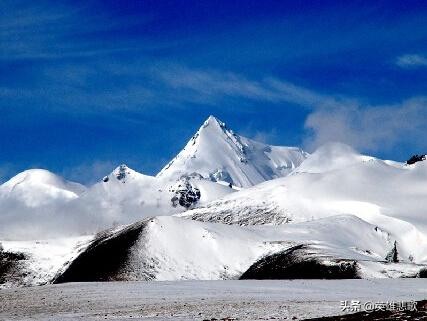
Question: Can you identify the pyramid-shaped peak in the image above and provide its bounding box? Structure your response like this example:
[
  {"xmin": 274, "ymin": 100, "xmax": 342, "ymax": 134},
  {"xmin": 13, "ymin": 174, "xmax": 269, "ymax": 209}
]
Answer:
[
  {"xmin": 157, "ymin": 116, "xmax": 308, "ymax": 186},
  {"xmin": 202, "ymin": 115, "xmax": 226, "ymax": 129}
]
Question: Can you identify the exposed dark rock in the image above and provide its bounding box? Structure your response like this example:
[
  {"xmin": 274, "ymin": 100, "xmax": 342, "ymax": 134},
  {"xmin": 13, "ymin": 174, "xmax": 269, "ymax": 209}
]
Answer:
[
  {"xmin": 209, "ymin": 169, "xmax": 232, "ymax": 184},
  {"xmin": 385, "ymin": 240, "xmax": 399, "ymax": 263},
  {"xmin": 102, "ymin": 176, "xmax": 109, "ymax": 182},
  {"xmin": 240, "ymin": 245, "xmax": 359, "ymax": 279},
  {"xmin": 0, "ymin": 250, "xmax": 27, "ymax": 285},
  {"xmin": 188, "ymin": 204, "xmax": 290, "ymax": 225},
  {"xmin": 406, "ymin": 154, "xmax": 426, "ymax": 165},
  {"xmin": 115, "ymin": 164, "xmax": 130, "ymax": 182},
  {"xmin": 418, "ymin": 268, "xmax": 427, "ymax": 278},
  {"xmin": 53, "ymin": 220, "xmax": 148, "ymax": 283},
  {"xmin": 170, "ymin": 179, "xmax": 201, "ymax": 209},
  {"xmin": 182, "ymin": 172, "xmax": 204, "ymax": 180}
]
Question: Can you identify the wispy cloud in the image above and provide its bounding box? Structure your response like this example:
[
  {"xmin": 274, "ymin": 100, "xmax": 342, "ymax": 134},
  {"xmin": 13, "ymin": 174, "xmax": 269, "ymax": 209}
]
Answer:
[
  {"xmin": 61, "ymin": 160, "xmax": 117, "ymax": 185},
  {"xmin": 396, "ymin": 54, "xmax": 427, "ymax": 68},
  {"xmin": 251, "ymin": 129, "xmax": 279, "ymax": 145},
  {"xmin": 2, "ymin": 9, "xmax": 427, "ymax": 156},
  {"xmin": 154, "ymin": 66, "xmax": 279, "ymax": 104},
  {"xmin": 3, "ymin": 58, "xmax": 427, "ymax": 155},
  {"xmin": 157, "ymin": 65, "xmax": 427, "ymax": 153},
  {"xmin": 0, "ymin": 1, "xmax": 156, "ymax": 61},
  {"xmin": 304, "ymin": 97, "xmax": 427, "ymax": 152},
  {"xmin": 154, "ymin": 65, "xmax": 349, "ymax": 108},
  {"xmin": 1, "ymin": 62, "xmax": 339, "ymax": 113}
]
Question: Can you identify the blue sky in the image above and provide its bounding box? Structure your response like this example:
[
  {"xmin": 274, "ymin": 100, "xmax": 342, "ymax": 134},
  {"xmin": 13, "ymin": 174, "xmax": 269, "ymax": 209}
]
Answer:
[{"xmin": 1, "ymin": 0, "xmax": 427, "ymax": 184}]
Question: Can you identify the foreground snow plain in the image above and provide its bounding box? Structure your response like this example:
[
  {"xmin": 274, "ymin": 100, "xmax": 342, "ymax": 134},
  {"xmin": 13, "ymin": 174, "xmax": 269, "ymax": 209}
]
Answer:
[{"xmin": 1, "ymin": 279, "xmax": 426, "ymax": 321}]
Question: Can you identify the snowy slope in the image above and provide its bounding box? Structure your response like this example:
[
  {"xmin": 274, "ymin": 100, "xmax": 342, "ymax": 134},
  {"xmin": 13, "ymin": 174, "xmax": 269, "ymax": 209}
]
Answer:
[
  {"xmin": 3, "ymin": 214, "xmax": 425, "ymax": 287},
  {"xmin": 157, "ymin": 116, "xmax": 308, "ymax": 187},
  {"xmin": 0, "ymin": 169, "xmax": 86, "ymax": 207},
  {"xmin": 0, "ymin": 164, "xmax": 236, "ymax": 240},
  {"xmin": 75, "ymin": 164, "xmax": 235, "ymax": 231},
  {"xmin": 0, "ymin": 170, "xmax": 91, "ymax": 239},
  {"xmin": 0, "ymin": 235, "xmax": 92, "ymax": 288},
  {"xmin": 50, "ymin": 214, "xmax": 425, "ymax": 285},
  {"xmin": 179, "ymin": 143, "xmax": 427, "ymax": 265},
  {"xmin": 131, "ymin": 215, "xmax": 394, "ymax": 280}
]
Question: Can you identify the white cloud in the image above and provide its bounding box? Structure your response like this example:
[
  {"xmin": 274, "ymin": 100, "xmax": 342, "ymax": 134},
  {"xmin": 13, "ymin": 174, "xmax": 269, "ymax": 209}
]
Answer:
[
  {"xmin": 304, "ymin": 97, "xmax": 427, "ymax": 152},
  {"xmin": 156, "ymin": 65, "xmax": 427, "ymax": 153},
  {"xmin": 0, "ymin": 1, "xmax": 155, "ymax": 61},
  {"xmin": 155, "ymin": 66, "xmax": 280, "ymax": 103},
  {"xmin": 61, "ymin": 160, "xmax": 117, "ymax": 185},
  {"xmin": 396, "ymin": 54, "xmax": 427, "ymax": 68},
  {"xmin": 3, "ymin": 56, "xmax": 427, "ymax": 155},
  {"xmin": 155, "ymin": 65, "xmax": 348, "ymax": 108}
]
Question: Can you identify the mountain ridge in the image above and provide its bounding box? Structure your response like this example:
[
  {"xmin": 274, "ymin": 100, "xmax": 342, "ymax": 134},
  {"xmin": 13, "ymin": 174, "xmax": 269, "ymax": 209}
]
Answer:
[
  {"xmin": 157, "ymin": 115, "xmax": 308, "ymax": 187},
  {"xmin": 0, "ymin": 116, "xmax": 307, "ymax": 239}
]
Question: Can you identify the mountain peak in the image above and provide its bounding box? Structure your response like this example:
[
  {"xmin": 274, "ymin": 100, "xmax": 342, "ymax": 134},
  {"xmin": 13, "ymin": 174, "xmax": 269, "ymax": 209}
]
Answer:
[
  {"xmin": 176, "ymin": 116, "xmax": 233, "ymax": 152},
  {"xmin": 2, "ymin": 169, "xmax": 84, "ymax": 192},
  {"xmin": 103, "ymin": 164, "xmax": 152, "ymax": 184},
  {"xmin": 4, "ymin": 169, "xmax": 58, "ymax": 186},
  {"xmin": 198, "ymin": 116, "xmax": 229, "ymax": 138},
  {"xmin": 203, "ymin": 115, "xmax": 226, "ymax": 128},
  {"xmin": 157, "ymin": 117, "xmax": 308, "ymax": 187},
  {"xmin": 110, "ymin": 164, "xmax": 134, "ymax": 182},
  {"xmin": 0, "ymin": 169, "xmax": 86, "ymax": 207}
]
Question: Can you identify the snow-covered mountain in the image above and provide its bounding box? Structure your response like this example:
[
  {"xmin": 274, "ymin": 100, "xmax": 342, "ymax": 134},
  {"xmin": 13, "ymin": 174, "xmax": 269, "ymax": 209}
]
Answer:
[
  {"xmin": 178, "ymin": 143, "xmax": 427, "ymax": 265},
  {"xmin": 0, "ymin": 165, "xmax": 236, "ymax": 239},
  {"xmin": 0, "ymin": 169, "xmax": 86, "ymax": 207},
  {"xmin": 76, "ymin": 164, "xmax": 235, "ymax": 229},
  {"xmin": 0, "ymin": 170, "xmax": 90, "ymax": 239},
  {"xmin": 4, "ymin": 213, "xmax": 424, "ymax": 288},
  {"xmin": 0, "ymin": 116, "xmax": 307, "ymax": 240},
  {"xmin": 157, "ymin": 116, "xmax": 308, "ymax": 187},
  {"xmin": 2, "ymin": 118, "xmax": 427, "ymax": 286},
  {"xmin": 0, "ymin": 235, "xmax": 92, "ymax": 287},
  {"xmin": 2, "ymin": 142, "xmax": 427, "ymax": 286}
]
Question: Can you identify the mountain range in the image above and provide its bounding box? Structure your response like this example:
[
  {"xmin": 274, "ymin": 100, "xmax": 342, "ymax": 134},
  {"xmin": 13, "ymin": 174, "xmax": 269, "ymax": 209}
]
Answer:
[
  {"xmin": 0, "ymin": 116, "xmax": 307, "ymax": 239},
  {"xmin": 1, "ymin": 116, "xmax": 427, "ymax": 288}
]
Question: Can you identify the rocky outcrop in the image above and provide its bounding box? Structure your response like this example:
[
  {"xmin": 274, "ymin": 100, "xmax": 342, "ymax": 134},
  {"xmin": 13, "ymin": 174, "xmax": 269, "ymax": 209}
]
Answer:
[
  {"xmin": 170, "ymin": 179, "xmax": 201, "ymax": 209},
  {"xmin": 0, "ymin": 249, "xmax": 27, "ymax": 286},
  {"xmin": 53, "ymin": 221, "xmax": 148, "ymax": 283},
  {"xmin": 240, "ymin": 245, "xmax": 360, "ymax": 279},
  {"xmin": 406, "ymin": 154, "xmax": 426, "ymax": 165}
]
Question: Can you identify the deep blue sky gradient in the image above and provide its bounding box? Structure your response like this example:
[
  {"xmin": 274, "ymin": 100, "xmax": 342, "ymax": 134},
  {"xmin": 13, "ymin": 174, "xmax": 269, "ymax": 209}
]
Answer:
[{"xmin": 1, "ymin": 0, "xmax": 427, "ymax": 183}]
